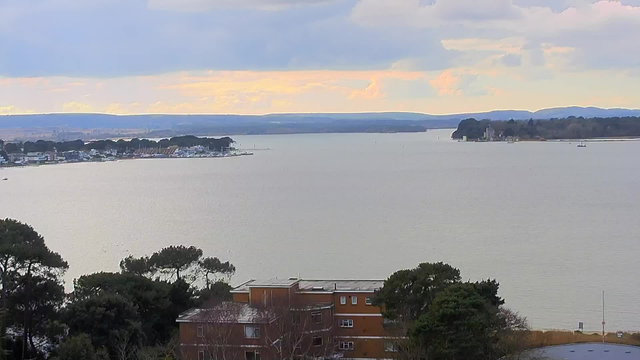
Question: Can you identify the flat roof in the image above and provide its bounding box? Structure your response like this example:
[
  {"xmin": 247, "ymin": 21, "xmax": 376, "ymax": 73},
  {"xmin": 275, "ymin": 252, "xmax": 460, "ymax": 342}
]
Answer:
[
  {"xmin": 521, "ymin": 343, "xmax": 640, "ymax": 360},
  {"xmin": 177, "ymin": 302, "xmax": 273, "ymax": 324},
  {"xmin": 230, "ymin": 278, "xmax": 299, "ymax": 292},
  {"xmin": 298, "ymin": 280, "xmax": 383, "ymax": 292},
  {"xmin": 231, "ymin": 279, "xmax": 383, "ymax": 293}
]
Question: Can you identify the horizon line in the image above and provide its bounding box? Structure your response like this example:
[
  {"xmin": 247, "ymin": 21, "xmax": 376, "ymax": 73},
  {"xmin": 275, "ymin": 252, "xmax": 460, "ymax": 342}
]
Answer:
[{"xmin": 1, "ymin": 105, "xmax": 640, "ymax": 118}]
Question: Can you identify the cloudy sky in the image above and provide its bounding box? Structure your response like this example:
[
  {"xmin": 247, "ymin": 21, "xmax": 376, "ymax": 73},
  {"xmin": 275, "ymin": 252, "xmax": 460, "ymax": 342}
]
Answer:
[{"xmin": 1, "ymin": 0, "xmax": 639, "ymax": 115}]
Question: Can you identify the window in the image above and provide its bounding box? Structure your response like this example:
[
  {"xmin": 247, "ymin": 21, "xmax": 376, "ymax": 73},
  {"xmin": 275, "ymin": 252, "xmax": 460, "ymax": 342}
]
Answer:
[
  {"xmin": 365, "ymin": 296, "xmax": 373, "ymax": 305},
  {"xmin": 292, "ymin": 313, "xmax": 301, "ymax": 325},
  {"xmin": 351, "ymin": 296, "xmax": 357, "ymax": 305},
  {"xmin": 198, "ymin": 349, "xmax": 205, "ymax": 360},
  {"xmin": 244, "ymin": 325, "xmax": 261, "ymax": 339},
  {"xmin": 245, "ymin": 351, "xmax": 261, "ymax": 360},
  {"xmin": 339, "ymin": 319, "xmax": 354, "ymax": 328},
  {"xmin": 339, "ymin": 341, "xmax": 354, "ymax": 351},
  {"xmin": 340, "ymin": 296, "xmax": 346, "ymax": 305},
  {"xmin": 385, "ymin": 341, "xmax": 400, "ymax": 353},
  {"xmin": 197, "ymin": 325, "xmax": 204, "ymax": 338},
  {"xmin": 311, "ymin": 311, "xmax": 322, "ymax": 324},
  {"xmin": 313, "ymin": 336, "xmax": 323, "ymax": 347}
]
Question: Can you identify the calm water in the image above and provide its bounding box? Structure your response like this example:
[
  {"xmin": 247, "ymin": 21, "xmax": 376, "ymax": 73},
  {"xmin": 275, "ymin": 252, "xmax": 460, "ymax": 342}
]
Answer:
[{"xmin": 1, "ymin": 129, "xmax": 639, "ymax": 331}]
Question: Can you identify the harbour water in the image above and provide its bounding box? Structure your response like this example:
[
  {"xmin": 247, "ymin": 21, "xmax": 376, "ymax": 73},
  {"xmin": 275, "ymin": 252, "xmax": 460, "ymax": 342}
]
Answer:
[{"xmin": 1, "ymin": 129, "xmax": 639, "ymax": 331}]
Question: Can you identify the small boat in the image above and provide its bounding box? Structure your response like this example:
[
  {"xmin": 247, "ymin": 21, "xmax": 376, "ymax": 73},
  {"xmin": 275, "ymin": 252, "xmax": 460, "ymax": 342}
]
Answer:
[
  {"xmin": 2, "ymin": 178, "xmax": 7, "ymax": 181},
  {"xmin": 577, "ymin": 141, "xmax": 587, "ymax": 148}
]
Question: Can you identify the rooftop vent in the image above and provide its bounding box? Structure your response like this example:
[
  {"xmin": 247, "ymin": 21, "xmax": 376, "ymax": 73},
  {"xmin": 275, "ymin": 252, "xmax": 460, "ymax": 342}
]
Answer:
[{"xmin": 312, "ymin": 286, "xmax": 325, "ymax": 291}]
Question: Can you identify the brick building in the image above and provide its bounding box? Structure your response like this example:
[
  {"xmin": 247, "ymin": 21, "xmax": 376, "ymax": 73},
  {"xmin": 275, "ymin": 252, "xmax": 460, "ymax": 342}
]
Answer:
[{"xmin": 178, "ymin": 278, "xmax": 398, "ymax": 360}]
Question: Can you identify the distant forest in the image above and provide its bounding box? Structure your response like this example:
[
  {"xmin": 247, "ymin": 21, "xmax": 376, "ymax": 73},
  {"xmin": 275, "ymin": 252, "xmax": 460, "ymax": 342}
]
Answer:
[
  {"xmin": 451, "ymin": 116, "xmax": 640, "ymax": 140},
  {"xmin": 0, "ymin": 135, "xmax": 234, "ymax": 154}
]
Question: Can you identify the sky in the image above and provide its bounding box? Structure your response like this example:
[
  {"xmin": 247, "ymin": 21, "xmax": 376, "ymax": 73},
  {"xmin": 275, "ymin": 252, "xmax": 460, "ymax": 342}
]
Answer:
[{"xmin": 1, "ymin": 0, "xmax": 639, "ymax": 115}]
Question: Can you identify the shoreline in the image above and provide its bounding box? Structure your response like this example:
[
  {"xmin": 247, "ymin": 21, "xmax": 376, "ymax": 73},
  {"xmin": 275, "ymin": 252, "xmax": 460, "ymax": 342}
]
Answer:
[
  {"xmin": 0, "ymin": 151, "xmax": 253, "ymax": 170},
  {"xmin": 459, "ymin": 137, "xmax": 640, "ymax": 143}
]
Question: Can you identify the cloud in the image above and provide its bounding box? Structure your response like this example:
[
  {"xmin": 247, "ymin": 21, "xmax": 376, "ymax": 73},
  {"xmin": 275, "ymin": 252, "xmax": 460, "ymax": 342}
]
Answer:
[
  {"xmin": 0, "ymin": 0, "xmax": 451, "ymax": 77},
  {"xmin": 62, "ymin": 102, "xmax": 93, "ymax": 113},
  {"xmin": 441, "ymin": 37, "xmax": 524, "ymax": 53},
  {"xmin": 429, "ymin": 70, "xmax": 480, "ymax": 96},
  {"xmin": 347, "ymin": 79, "xmax": 383, "ymax": 100},
  {"xmin": 351, "ymin": 0, "xmax": 640, "ymax": 71},
  {"xmin": 498, "ymin": 53, "xmax": 522, "ymax": 67},
  {"xmin": 104, "ymin": 103, "xmax": 128, "ymax": 114},
  {"xmin": 147, "ymin": 0, "xmax": 336, "ymax": 11},
  {"xmin": 0, "ymin": 105, "xmax": 35, "ymax": 114},
  {"xmin": 1, "ymin": 1, "xmax": 640, "ymax": 113}
]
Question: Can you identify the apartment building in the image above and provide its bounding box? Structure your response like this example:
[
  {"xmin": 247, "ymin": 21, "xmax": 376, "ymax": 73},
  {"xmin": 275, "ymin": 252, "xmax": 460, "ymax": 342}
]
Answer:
[{"xmin": 178, "ymin": 278, "xmax": 398, "ymax": 360}]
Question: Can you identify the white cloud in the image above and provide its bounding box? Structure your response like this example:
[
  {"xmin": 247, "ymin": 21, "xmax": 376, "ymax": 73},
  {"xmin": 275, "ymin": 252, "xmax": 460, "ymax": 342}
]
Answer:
[
  {"xmin": 348, "ymin": 79, "xmax": 383, "ymax": 100},
  {"xmin": 62, "ymin": 101, "xmax": 94, "ymax": 113},
  {"xmin": 429, "ymin": 70, "xmax": 481, "ymax": 96},
  {"xmin": 147, "ymin": 0, "xmax": 335, "ymax": 11},
  {"xmin": 441, "ymin": 37, "xmax": 525, "ymax": 53},
  {"xmin": 352, "ymin": 0, "xmax": 640, "ymax": 71}
]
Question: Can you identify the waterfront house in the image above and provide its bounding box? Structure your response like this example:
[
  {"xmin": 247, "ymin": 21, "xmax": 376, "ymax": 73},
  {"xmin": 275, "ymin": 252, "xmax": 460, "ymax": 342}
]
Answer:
[
  {"xmin": 26, "ymin": 152, "xmax": 46, "ymax": 163},
  {"xmin": 178, "ymin": 278, "xmax": 395, "ymax": 360},
  {"xmin": 484, "ymin": 125, "xmax": 496, "ymax": 141}
]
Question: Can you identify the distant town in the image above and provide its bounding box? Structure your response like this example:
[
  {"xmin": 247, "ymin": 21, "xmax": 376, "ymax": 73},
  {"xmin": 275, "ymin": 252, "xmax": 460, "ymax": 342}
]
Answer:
[{"xmin": 0, "ymin": 135, "xmax": 252, "ymax": 167}]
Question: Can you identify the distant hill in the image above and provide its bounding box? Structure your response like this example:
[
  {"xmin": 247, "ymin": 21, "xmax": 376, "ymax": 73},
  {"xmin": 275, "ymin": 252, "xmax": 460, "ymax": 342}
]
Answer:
[{"xmin": 1, "ymin": 107, "xmax": 639, "ymax": 140}]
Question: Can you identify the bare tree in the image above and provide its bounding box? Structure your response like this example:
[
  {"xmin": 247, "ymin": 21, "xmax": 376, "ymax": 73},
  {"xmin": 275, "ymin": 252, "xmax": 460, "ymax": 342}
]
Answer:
[
  {"xmin": 201, "ymin": 304, "xmax": 246, "ymax": 360},
  {"xmin": 497, "ymin": 308, "xmax": 532, "ymax": 360},
  {"xmin": 111, "ymin": 329, "xmax": 137, "ymax": 360},
  {"xmin": 137, "ymin": 333, "xmax": 181, "ymax": 360},
  {"xmin": 262, "ymin": 305, "xmax": 336, "ymax": 360},
  {"xmin": 381, "ymin": 316, "xmax": 425, "ymax": 360}
]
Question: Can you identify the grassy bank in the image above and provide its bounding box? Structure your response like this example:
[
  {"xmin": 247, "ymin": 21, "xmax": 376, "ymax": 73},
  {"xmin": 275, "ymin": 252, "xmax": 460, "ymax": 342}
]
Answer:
[{"xmin": 526, "ymin": 330, "xmax": 640, "ymax": 347}]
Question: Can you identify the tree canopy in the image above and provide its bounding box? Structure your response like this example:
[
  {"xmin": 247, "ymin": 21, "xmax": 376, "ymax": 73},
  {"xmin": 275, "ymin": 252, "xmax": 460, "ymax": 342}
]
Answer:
[
  {"xmin": 149, "ymin": 245, "xmax": 203, "ymax": 281},
  {"xmin": 410, "ymin": 282, "xmax": 504, "ymax": 360},
  {"xmin": 452, "ymin": 116, "xmax": 640, "ymax": 140},
  {"xmin": 53, "ymin": 334, "xmax": 97, "ymax": 360},
  {"xmin": 199, "ymin": 257, "xmax": 236, "ymax": 289},
  {"xmin": 64, "ymin": 294, "xmax": 141, "ymax": 350},
  {"xmin": 374, "ymin": 262, "xmax": 461, "ymax": 321},
  {"xmin": 119, "ymin": 255, "xmax": 155, "ymax": 277},
  {"xmin": 0, "ymin": 219, "xmax": 235, "ymax": 360},
  {"xmin": 0, "ymin": 136, "xmax": 235, "ymax": 154},
  {"xmin": 374, "ymin": 262, "xmax": 528, "ymax": 360},
  {"xmin": 0, "ymin": 219, "xmax": 69, "ymax": 359}
]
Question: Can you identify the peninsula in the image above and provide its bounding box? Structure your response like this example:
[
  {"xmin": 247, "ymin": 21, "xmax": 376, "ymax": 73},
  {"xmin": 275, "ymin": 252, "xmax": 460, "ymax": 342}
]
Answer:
[
  {"xmin": 452, "ymin": 116, "xmax": 640, "ymax": 141},
  {"xmin": 0, "ymin": 135, "xmax": 247, "ymax": 167}
]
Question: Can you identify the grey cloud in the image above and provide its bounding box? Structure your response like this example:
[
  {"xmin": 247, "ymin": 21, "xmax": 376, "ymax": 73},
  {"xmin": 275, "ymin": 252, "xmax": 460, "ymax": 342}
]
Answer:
[
  {"xmin": 0, "ymin": 0, "xmax": 456, "ymax": 77},
  {"xmin": 352, "ymin": 0, "xmax": 640, "ymax": 72},
  {"xmin": 148, "ymin": 0, "xmax": 336, "ymax": 11},
  {"xmin": 499, "ymin": 53, "xmax": 522, "ymax": 67},
  {"xmin": 436, "ymin": 0, "xmax": 520, "ymax": 21}
]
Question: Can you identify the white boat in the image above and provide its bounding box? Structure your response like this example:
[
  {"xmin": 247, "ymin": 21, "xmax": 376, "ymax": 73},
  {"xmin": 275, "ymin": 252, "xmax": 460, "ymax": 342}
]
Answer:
[{"xmin": 577, "ymin": 141, "xmax": 587, "ymax": 148}]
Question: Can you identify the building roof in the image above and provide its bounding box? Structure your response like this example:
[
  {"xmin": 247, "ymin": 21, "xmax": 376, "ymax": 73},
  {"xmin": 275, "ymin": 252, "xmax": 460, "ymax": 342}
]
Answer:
[
  {"xmin": 298, "ymin": 280, "xmax": 383, "ymax": 292},
  {"xmin": 520, "ymin": 343, "xmax": 640, "ymax": 360},
  {"xmin": 177, "ymin": 302, "xmax": 273, "ymax": 324},
  {"xmin": 231, "ymin": 279, "xmax": 383, "ymax": 293}
]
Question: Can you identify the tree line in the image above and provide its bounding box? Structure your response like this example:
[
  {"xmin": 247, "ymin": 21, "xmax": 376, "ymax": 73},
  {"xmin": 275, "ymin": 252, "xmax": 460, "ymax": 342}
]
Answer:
[
  {"xmin": 0, "ymin": 219, "xmax": 235, "ymax": 360},
  {"xmin": 452, "ymin": 116, "xmax": 640, "ymax": 140},
  {"xmin": 0, "ymin": 136, "xmax": 235, "ymax": 154},
  {"xmin": 374, "ymin": 262, "xmax": 530, "ymax": 360},
  {"xmin": 2, "ymin": 219, "xmax": 533, "ymax": 360}
]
